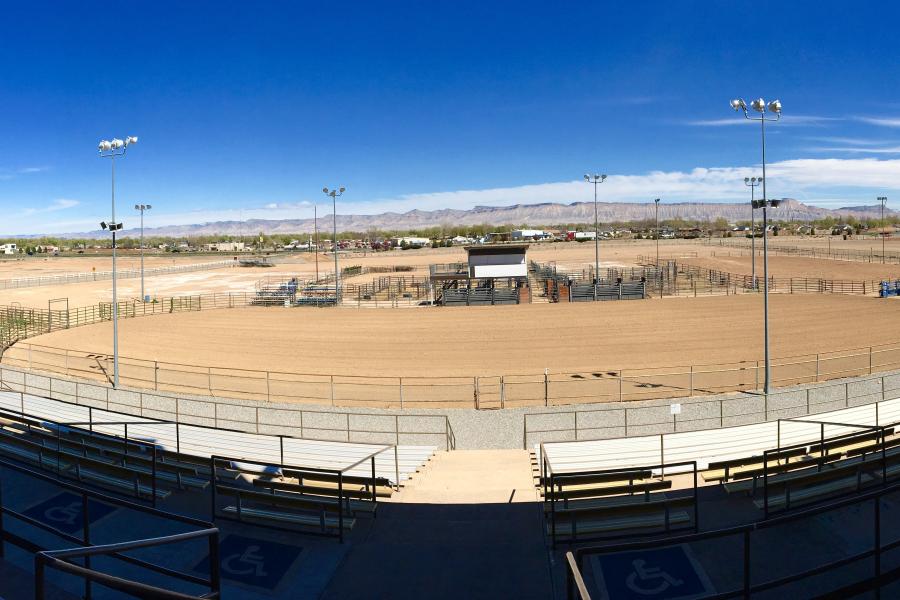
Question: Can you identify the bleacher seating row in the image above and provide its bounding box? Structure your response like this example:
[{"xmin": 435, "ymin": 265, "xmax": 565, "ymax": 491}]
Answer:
[
  {"xmin": 538, "ymin": 397, "xmax": 900, "ymax": 475},
  {"xmin": 0, "ymin": 390, "xmax": 436, "ymax": 539},
  {"xmin": 537, "ymin": 396, "xmax": 900, "ymax": 544},
  {"xmin": 0, "ymin": 391, "xmax": 434, "ymax": 485}
]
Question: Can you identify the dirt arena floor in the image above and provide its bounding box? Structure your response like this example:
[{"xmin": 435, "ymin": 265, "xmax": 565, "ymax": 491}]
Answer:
[
  {"xmin": 3, "ymin": 237, "xmax": 897, "ymax": 308},
  {"xmin": 680, "ymin": 255, "xmax": 900, "ymax": 280},
  {"xmin": 18, "ymin": 294, "xmax": 900, "ymax": 378}
]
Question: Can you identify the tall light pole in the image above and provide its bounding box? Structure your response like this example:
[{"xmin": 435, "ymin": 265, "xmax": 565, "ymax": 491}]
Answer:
[
  {"xmin": 134, "ymin": 204, "xmax": 152, "ymax": 301},
  {"xmin": 744, "ymin": 177, "xmax": 762, "ymax": 289},
  {"xmin": 878, "ymin": 196, "xmax": 888, "ymax": 263},
  {"xmin": 314, "ymin": 204, "xmax": 319, "ymax": 281},
  {"xmin": 583, "ymin": 173, "xmax": 607, "ymax": 300},
  {"xmin": 98, "ymin": 136, "xmax": 138, "ymax": 388},
  {"xmin": 731, "ymin": 97, "xmax": 782, "ymax": 395},
  {"xmin": 322, "ymin": 187, "xmax": 345, "ymax": 301},
  {"xmin": 654, "ymin": 198, "xmax": 661, "ymax": 297}
]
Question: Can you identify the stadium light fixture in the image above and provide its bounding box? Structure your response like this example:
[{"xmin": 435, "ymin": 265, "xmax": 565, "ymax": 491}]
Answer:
[
  {"xmin": 323, "ymin": 187, "xmax": 346, "ymax": 303},
  {"xmin": 583, "ymin": 173, "xmax": 608, "ymax": 301},
  {"xmin": 98, "ymin": 134, "xmax": 138, "ymax": 388},
  {"xmin": 731, "ymin": 96, "xmax": 782, "ymax": 395},
  {"xmin": 135, "ymin": 204, "xmax": 152, "ymax": 301}
]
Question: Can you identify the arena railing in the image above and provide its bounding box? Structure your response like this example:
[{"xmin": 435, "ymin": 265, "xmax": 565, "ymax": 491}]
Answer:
[
  {"xmin": 704, "ymin": 237, "xmax": 900, "ymax": 265},
  {"xmin": 523, "ymin": 373, "xmax": 900, "ymax": 448},
  {"xmin": 565, "ymin": 480, "xmax": 900, "ymax": 600},
  {"xmin": 633, "ymin": 255, "xmax": 887, "ymax": 296},
  {"xmin": 0, "ymin": 258, "xmax": 236, "ymax": 290},
  {"xmin": 4, "ymin": 339, "xmax": 900, "ymax": 413},
  {"xmin": 0, "ymin": 458, "xmax": 219, "ymax": 600}
]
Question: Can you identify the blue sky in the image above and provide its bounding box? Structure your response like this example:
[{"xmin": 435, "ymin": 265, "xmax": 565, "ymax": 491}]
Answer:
[{"xmin": 1, "ymin": 1, "xmax": 900, "ymax": 235}]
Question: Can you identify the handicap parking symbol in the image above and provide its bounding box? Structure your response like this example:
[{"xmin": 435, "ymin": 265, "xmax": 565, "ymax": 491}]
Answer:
[
  {"xmin": 23, "ymin": 492, "xmax": 117, "ymax": 535},
  {"xmin": 590, "ymin": 545, "xmax": 714, "ymax": 600},
  {"xmin": 195, "ymin": 534, "xmax": 302, "ymax": 591}
]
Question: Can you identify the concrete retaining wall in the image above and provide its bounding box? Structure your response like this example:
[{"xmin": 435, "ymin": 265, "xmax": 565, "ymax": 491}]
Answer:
[{"xmin": 1, "ymin": 364, "xmax": 898, "ymax": 450}]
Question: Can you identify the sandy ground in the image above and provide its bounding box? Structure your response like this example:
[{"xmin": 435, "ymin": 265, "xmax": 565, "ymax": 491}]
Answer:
[
  {"xmin": 0, "ymin": 253, "xmax": 227, "ymax": 277},
  {"xmin": 681, "ymin": 255, "xmax": 900, "ymax": 280},
  {"xmin": 17, "ymin": 294, "xmax": 900, "ymax": 377},
  {"xmin": 6, "ymin": 238, "xmax": 897, "ymax": 308}
]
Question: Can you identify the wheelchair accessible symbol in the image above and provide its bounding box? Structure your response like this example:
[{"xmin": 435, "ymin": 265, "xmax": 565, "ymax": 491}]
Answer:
[
  {"xmin": 196, "ymin": 534, "xmax": 302, "ymax": 591},
  {"xmin": 223, "ymin": 545, "xmax": 269, "ymax": 578},
  {"xmin": 625, "ymin": 559, "xmax": 683, "ymax": 595},
  {"xmin": 44, "ymin": 501, "xmax": 82, "ymax": 527},
  {"xmin": 590, "ymin": 545, "xmax": 714, "ymax": 600},
  {"xmin": 23, "ymin": 492, "xmax": 117, "ymax": 535}
]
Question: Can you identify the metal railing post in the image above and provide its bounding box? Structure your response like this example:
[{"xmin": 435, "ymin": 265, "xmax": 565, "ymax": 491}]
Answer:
[{"xmin": 544, "ymin": 369, "xmax": 549, "ymax": 407}]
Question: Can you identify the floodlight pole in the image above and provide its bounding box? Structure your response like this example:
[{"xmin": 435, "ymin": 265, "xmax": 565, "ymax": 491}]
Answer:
[
  {"xmin": 655, "ymin": 198, "xmax": 661, "ymax": 297},
  {"xmin": 136, "ymin": 204, "xmax": 151, "ymax": 301},
  {"xmin": 879, "ymin": 196, "xmax": 888, "ymax": 263},
  {"xmin": 732, "ymin": 97, "xmax": 781, "ymax": 395},
  {"xmin": 314, "ymin": 204, "xmax": 319, "ymax": 281},
  {"xmin": 110, "ymin": 154, "xmax": 119, "ymax": 389},
  {"xmin": 98, "ymin": 137, "xmax": 137, "ymax": 388},
  {"xmin": 323, "ymin": 188, "xmax": 345, "ymax": 302},
  {"xmin": 584, "ymin": 174, "xmax": 607, "ymax": 300},
  {"xmin": 745, "ymin": 177, "xmax": 762, "ymax": 290}
]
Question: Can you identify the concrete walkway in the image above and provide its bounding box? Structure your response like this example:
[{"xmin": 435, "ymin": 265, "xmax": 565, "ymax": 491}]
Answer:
[
  {"xmin": 394, "ymin": 449, "xmax": 540, "ymax": 504},
  {"xmin": 322, "ymin": 450, "xmax": 553, "ymax": 599}
]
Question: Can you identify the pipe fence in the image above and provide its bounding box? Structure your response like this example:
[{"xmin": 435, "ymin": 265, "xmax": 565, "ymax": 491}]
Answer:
[
  {"xmin": 4, "ymin": 339, "xmax": 900, "ymax": 411},
  {"xmin": 634, "ymin": 256, "xmax": 886, "ymax": 296},
  {"xmin": 525, "ymin": 372, "xmax": 900, "ymax": 448},
  {"xmin": 705, "ymin": 237, "xmax": 900, "ymax": 264},
  {"xmin": 0, "ymin": 259, "xmax": 236, "ymax": 290}
]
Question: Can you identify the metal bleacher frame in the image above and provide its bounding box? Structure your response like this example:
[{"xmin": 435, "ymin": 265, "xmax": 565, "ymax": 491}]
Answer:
[
  {"xmin": 565, "ymin": 479, "xmax": 900, "ymax": 600},
  {"xmin": 0, "ymin": 457, "xmax": 220, "ymax": 600}
]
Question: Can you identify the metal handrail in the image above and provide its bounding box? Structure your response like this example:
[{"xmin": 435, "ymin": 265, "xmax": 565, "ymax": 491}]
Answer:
[
  {"xmin": 567, "ymin": 478, "xmax": 900, "ymax": 599},
  {"xmin": 35, "ymin": 528, "xmax": 220, "ymax": 600}
]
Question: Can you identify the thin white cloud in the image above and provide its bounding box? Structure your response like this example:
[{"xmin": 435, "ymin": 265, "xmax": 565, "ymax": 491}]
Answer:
[
  {"xmin": 856, "ymin": 116, "xmax": 900, "ymax": 128},
  {"xmin": 17, "ymin": 166, "xmax": 48, "ymax": 174},
  {"xmin": 809, "ymin": 146, "xmax": 900, "ymax": 154},
  {"xmin": 4, "ymin": 158, "xmax": 899, "ymax": 236},
  {"xmin": 688, "ymin": 114, "xmax": 840, "ymax": 127},
  {"xmin": 262, "ymin": 201, "xmax": 312, "ymax": 210},
  {"xmin": 21, "ymin": 198, "xmax": 80, "ymax": 216}
]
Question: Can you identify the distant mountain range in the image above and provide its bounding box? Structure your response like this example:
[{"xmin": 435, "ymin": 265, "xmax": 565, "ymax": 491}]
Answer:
[{"xmin": 21, "ymin": 199, "xmax": 900, "ymax": 239}]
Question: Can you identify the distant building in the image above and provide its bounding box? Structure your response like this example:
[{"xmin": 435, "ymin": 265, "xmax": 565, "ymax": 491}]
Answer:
[
  {"xmin": 390, "ymin": 236, "xmax": 431, "ymax": 248},
  {"xmin": 0, "ymin": 243, "xmax": 17, "ymax": 255},
  {"xmin": 204, "ymin": 241, "xmax": 247, "ymax": 252},
  {"xmin": 510, "ymin": 229, "xmax": 551, "ymax": 241}
]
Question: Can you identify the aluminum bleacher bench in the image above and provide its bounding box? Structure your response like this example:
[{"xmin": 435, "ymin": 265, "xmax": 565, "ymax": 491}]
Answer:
[
  {"xmin": 282, "ymin": 468, "xmax": 393, "ymax": 497},
  {"xmin": 752, "ymin": 452, "xmax": 900, "ymax": 512},
  {"xmin": 0, "ymin": 430, "xmax": 170, "ymax": 500},
  {"xmin": 3, "ymin": 419, "xmax": 209, "ymax": 491},
  {"xmin": 703, "ymin": 446, "xmax": 811, "ymax": 484},
  {"xmin": 217, "ymin": 484, "xmax": 355, "ymax": 533},
  {"xmin": 721, "ymin": 454, "xmax": 845, "ymax": 495},
  {"xmin": 549, "ymin": 496, "xmax": 694, "ymax": 542},
  {"xmin": 252, "ymin": 478, "xmax": 377, "ymax": 516},
  {"xmin": 549, "ymin": 480, "xmax": 673, "ymax": 507}
]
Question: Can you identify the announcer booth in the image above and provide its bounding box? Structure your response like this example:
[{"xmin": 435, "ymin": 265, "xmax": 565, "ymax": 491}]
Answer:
[{"xmin": 431, "ymin": 245, "xmax": 531, "ymax": 306}]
